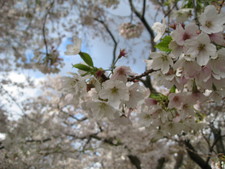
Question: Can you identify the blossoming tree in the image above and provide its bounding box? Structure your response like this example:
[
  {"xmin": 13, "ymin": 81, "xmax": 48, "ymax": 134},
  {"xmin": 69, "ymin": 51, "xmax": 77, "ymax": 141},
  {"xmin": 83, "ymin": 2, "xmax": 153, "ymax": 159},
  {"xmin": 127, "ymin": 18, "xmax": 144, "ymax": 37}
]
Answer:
[{"xmin": 1, "ymin": 0, "xmax": 225, "ymax": 169}]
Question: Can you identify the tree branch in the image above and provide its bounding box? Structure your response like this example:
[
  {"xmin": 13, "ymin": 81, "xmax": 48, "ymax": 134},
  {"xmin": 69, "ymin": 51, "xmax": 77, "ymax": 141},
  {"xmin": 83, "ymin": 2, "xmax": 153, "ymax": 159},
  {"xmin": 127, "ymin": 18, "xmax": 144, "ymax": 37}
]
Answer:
[
  {"xmin": 156, "ymin": 157, "xmax": 166, "ymax": 169},
  {"xmin": 42, "ymin": 1, "xmax": 54, "ymax": 64},
  {"xmin": 94, "ymin": 18, "xmax": 118, "ymax": 68},
  {"xmin": 128, "ymin": 0, "xmax": 156, "ymax": 52},
  {"xmin": 184, "ymin": 140, "xmax": 212, "ymax": 169},
  {"xmin": 142, "ymin": 0, "xmax": 146, "ymax": 17},
  {"xmin": 128, "ymin": 69, "xmax": 154, "ymax": 82},
  {"xmin": 211, "ymin": 126, "xmax": 225, "ymax": 154},
  {"xmin": 128, "ymin": 155, "xmax": 141, "ymax": 169}
]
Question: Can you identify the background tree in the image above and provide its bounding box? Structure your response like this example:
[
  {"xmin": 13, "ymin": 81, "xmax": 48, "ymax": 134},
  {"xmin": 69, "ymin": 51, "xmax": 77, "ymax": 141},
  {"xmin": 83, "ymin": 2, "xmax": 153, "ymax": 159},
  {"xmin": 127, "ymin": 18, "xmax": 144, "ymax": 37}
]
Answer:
[{"xmin": 1, "ymin": 0, "xmax": 225, "ymax": 169}]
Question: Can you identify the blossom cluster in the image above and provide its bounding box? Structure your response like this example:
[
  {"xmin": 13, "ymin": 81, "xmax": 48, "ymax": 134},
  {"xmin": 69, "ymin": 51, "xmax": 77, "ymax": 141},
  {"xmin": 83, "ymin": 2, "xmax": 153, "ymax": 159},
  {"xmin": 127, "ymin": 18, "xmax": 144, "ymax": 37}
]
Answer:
[
  {"xmin": 63, "ymin": 5, "xmax": 225, "ymax": 139},
  {"xmin": 150, "ymin": 5, "xmax": 225, "ymax": 96},
  {"xmin": 119, "ymin": 22, "xmax": 144, "ymax": 39},
  {"xmin": 81, "ymin": 66, "xmax": 149, "ymax": 122},
  {"xmin": 143, "ymin": 5, "xmax": 225, "ymax": 135}
]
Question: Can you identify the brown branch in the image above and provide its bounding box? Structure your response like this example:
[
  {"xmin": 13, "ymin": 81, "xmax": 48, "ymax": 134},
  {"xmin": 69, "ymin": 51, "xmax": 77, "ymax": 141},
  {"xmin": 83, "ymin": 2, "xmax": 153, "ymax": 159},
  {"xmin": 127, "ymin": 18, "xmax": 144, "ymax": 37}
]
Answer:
[
  {"xmin": 174, "ymin": 150, "xmax": 184, "ymax": 169},
  {"xmin": 128, "ymin": 0, "xmax": 156, "ymax": 52},
  {"xmin": 211, "ymin": 126, "xmax": 225, "ymax": 154},
  {"xmin": 142, "ymin": 0, "xmax": 146, "ymax": 17},
  {"xmin": 156, "ymin": 157, "xmax": 166, "ymax": 169},
  {"xmin": 0, "ymin": 0, "xmax": 6, "ymax": 9},
  {"xmin": 218, "ymin": 0, "xmax": 225, "ymax": 13},
  {"xmin": 25, "ymin": 138, "xmax": 51, "ymax": 143},
  {"xmin": 192, "ymin": 0, "xmax": 200, "ymax": 26},
  {"xmin": 94, "ymin": 18, "xmax": 118, "ymax": 68},
  {"xmin": 128, "ymin": 155, "xmax": 141, "ymax": 169},
  {"xmin": 128, "ymin": 69, "xmax": 154, "ymax": 81},
  {"xmin": 164, "ymin": 3, "xmax": 177, "ymax": 18},
  {"xmin": 184, "ymin": 140, "xmax": 212, "ymax": 169},
  {"xmin": 67, "ymin": 132, "xmax": 142, "ymax": 169},
  {"xmin": 42, "ymin": 1, "xmax": 54, "ymax": 63}
]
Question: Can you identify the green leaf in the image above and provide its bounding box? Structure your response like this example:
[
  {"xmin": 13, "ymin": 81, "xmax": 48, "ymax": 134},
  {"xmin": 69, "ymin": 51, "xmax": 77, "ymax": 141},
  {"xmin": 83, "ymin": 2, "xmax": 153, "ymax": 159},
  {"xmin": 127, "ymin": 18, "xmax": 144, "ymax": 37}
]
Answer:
[
  {"xmin": 73, "ymin": 64, "xmax": 92, "ymax": 71},
  {"xmin": 155, "ymin": 36, "xmax": 172, "ymax": 52},
  {"xmin": 149, "ymin": 93, "xmax": 161, "ymax": 100},
  {"xmin": 79, "ymin": 52, "xmax": 94, "ymax": 67},
  {"xmin": 195, "ymin": 112, "xmax": 205, "ymax": 122},
  {"xmin": 150, "ymin": 93, "xmax": 168, "ymax": 101},
  {"xmin": 169, "ymin": 85, "xmax": 176, "ymax": 93}
]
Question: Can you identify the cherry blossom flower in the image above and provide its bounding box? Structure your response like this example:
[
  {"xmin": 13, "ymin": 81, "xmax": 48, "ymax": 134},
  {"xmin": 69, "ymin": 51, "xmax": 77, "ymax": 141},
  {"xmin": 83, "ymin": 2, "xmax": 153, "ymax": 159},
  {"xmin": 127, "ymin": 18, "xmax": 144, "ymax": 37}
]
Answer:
[
  {"xmin": 199, "ymin": 5, "xmax": 225, "ymax": 34},
  {"xmin": 99, "ymin": 80, "xmax": 129, "ymax": 108},
  {"xmin": 184, "ymin": 32, "xmax": 216, "ymax": 66},
  {"xmin": 171, "ymin": 23, "xmax": 198, "ymax": 46},
  {"xmin": 209, "ymin": 48, "xmax": 225, "ymax": 79},
  {"xmin": 173, "ymin": 57, "xmax": 201, "ymax": 78},
  {"xmin": 152, "ymin": 18, "xmax": 166, "ymax": 42},
  {"xmin": 88, "ymin": 101, "xmax": 119, "ymax": 120},
  {"xmin": 64, "ymin": 37, "xmax": 82, "ymax": 55},
  {"xmin": 60, "ymin": 74, "xmax": 87, "ymax": 107},
  {"xmin": 171, "ymin": 8, "xmax": 193, "ymax": 23},
  {"xmin": 125, "ymin": 83, "xmax": 148, "ymax": 109},
  {"xmin": 119, "ymin": 22, "xmax": 144, "ymax": 39},
  {"xmin": 168, "ymin": 93, "xmax": 184, "ymax": 109},
  {"xmin": 111, "ymin": 66, "xmax": 133, "ymax": 82},
  {"xmin": 169, "ymin": 41, "xmax": 183, "ymax": 59},
  {"xmin": 150, "ymin": 52, "xmax": 173, "ymax": 74},
  {"xmin": 209, "ymin": 32, "xmax": 225, "ymax": 46},
  {"xmin": 139, "ymin": 103, "xmax": 162, "ymax": 127}
]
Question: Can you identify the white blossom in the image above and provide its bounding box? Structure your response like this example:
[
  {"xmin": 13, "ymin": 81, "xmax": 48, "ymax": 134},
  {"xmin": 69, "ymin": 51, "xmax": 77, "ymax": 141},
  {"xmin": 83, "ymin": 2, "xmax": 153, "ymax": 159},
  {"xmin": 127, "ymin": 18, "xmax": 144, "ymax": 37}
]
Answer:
[
  {"xmin": 171, "ymin": 23, "xmax": 198, "ymax": 46},
  {"xmin": 64, "ymin": 37, "xmax": 82, "ymax": 55},
  {"xmin": 152, "ymin": 19, "xmax": 166, "ymax": 42},
  {"xmin": 88, "ymin": 101, "xmax": 119, "ymax": 120},
  {"xmin": 199, "ymin": 5, "xmax": 225, "ymax": 34},
  {"xmin": 99, "ymin": 80, "xmax": 129, "ymax": 108},
  {"xmin": 150, "ymin": 52, "xmax": 173, "ymax": 74},
  {"xmin": 184, "ymin": 32, "xmax": 216, "ymax": 66}
]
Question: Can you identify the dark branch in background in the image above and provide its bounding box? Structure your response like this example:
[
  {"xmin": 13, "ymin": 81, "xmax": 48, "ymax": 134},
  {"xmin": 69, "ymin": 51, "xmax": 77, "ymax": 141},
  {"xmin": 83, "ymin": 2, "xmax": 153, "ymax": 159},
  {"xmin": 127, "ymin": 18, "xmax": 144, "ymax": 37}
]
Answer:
[
  {"xmin": 42, "ymin": 1, "xmax": 54, "ymax": 64},
  {"xmin": 183, "ymin": 140, "xmax": 212, "ymax": 169},
  {"xmin": 127, "ymin": 155, "xmax": 141, "ymax": 169},
  {"xmin": 174, "ymin": 150, "xmax": 184, "ymax": 169},
  {"xmin": 128, "ymin": 0, "xmax": 158, "ymax": 92},
  {"xmin": 204, "ymin": 124, "xmax": 225, "ymax": 165},
  {"xmin": 211, "ymin": 126, "xmax": 225, "ymax": 155},
  {"xmin": 142, "ymin": 0, "xmax": 146, "ymax": 17},
  {"xmin": 0, "ymin": 0, "xmax": 6, "ymax": 9},
  {"xmin": 164, "ymin": 3, "xmax": 177, "ymax": 18},
  {"xmin": 25, "ymin": 138, "xmax": 51, "ymax": 143},
  {"xmin": 67, "ymin": 131, "xmax": 142, "ymax": 169},
  {"xmin": 192, "ymin": 0, "xmax": 200, "ymax": 26},
  {"xmin": 0, "ymin": 142, "xmax": 4, "ymax": 150},
  {"xmin": 0, "ymin": 85, "xmax": 26, "ymax": 115},
  {"xmin": 94, "ymin": 18, "xmax": 118, "ymax": 69},
  {"xmin": 156, "ymin": 157, "xmax": 166, "ymax": 169},
  {"xmin": 128, "ymin": 0, "xmax": 156, "ymax": 52},
  {"xmin": 218, "ymin": 0, "xmax": 225, "ymax": 13}
]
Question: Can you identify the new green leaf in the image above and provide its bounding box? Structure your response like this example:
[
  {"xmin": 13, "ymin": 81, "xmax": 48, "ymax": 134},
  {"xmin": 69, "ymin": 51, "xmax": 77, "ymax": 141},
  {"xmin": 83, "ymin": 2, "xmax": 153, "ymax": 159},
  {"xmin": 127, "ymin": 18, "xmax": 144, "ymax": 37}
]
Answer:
[
  {"xmin": 79, "ymin": 52, "xmax": 94, "ymax": 67},
  {"xmin": 155, "ymin": 35, "xmax": 172, "ymax": 52},
  {"xmin": 73, "ymin": 64, "xmax": 92, "ymax": 71}
]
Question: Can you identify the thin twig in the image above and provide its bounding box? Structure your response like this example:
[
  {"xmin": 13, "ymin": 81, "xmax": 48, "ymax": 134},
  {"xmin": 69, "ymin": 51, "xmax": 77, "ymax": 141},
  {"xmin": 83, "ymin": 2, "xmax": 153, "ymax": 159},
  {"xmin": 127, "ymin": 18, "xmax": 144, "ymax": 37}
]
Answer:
[
  {"xmin": 128, "ymin": 0, "xmax": 156, "ymax": 52},
  {"xmin": 218, "ymin": 0, "xmax": 225, "ymax": 13},
  {"xmin": 42, "ymin": 1, "xmax": 54, "ymax": 64},
  {"xmin": 94, "ymin": 18, "xmax": 118, "ymax": 69},
  {"xmin": 192, "ymin": 0, "xmax": 200, "ymax": 26},
  {"xmin": 128, "ymin": 69, "xmax": 154, "ymax": 81}
]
